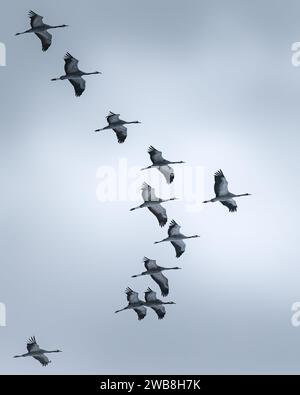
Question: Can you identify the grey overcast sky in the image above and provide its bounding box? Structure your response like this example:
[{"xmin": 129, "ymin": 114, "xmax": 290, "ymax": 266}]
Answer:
[{"xmin": 1, "ymin": 0, "xmax": 300, "ymax": 374}]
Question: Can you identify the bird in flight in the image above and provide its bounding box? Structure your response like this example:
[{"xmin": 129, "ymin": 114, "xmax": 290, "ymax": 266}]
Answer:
[
  {"xmin": 13, "ymin": 336, "xmax": 62, "ymax": 366},
  {"xmin": 15, "ymin": 10, "xmax": 68, "ymax": 52},
  {"xmin": 203, "ymin": 169, "xmax": 251, "ymax": 212},
  {"xmin": 143, "ymin": 288, "xmax": 175, "ymax": 320},
  {"xmin": 141, "ymin": 146, "xmax": 185, "ymax": 184},
  {"xmin": 154, "ymin": 220, "xmax": 200, "ymax": 258},
  {"xmin": 130, "ymin": 182, "xmax": 177, "ymax": 227},
  {"xmin": 132, "ymin": 256, "xmax": 181, "ymax": 296},
  {"xmin": 95, "ymin": 111, "xmax": 141, "ymax": 143},
  {"xmin": 115, "ymin": 287, "xmax": 147, "ymax": 320},
  {"xmin": 51, "ymin": 52, "xmax": 101, "ymax": 96}
]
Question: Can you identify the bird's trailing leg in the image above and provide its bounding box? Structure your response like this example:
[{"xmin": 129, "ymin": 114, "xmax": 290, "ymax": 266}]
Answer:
[
  {"xmin": 15, "ymin": 30, "xmax": 31, "ymax": 36},
  {"xmin": 115, "ymin": 307, "xmax": 128, "ymax": 314},
  {"xmin": 141, "ymin": 165, "xmax": 153, "ymax": 171},
  {"xmin": 131, "ymin": 272, "xmax": 146, "ymax": 278},
  {"xmin": 154, "ymin": 239, "xmax": 167, "ymax": 244},
  {"xmin": 95, "ymin": 126, "xmax": 110, "ymax": 132},
  {"xmin": 129, "ymin": 205, "xmax": 142, "ymax": 211}
]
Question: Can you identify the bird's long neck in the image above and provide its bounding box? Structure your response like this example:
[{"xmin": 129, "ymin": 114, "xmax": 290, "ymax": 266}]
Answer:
[
  {"xmin": 44, "ymin": 350, "xmax": 59, "ymax": 354},
  {"xmin": 169, "ymin": 161, "xmax": 184, "ymax": 164},
  {"xmin": 162, "ymin": 198, "xmax": 176, "ymax": 202},
  {"xmin": 186, "ymin": 235, "xmax": 198, "ymax": 239},
  {"xmin": 163, "ymin": 302, "xmax": 175, "ymax": 305},
  {"xmin": 84, "ymin": 71, "xmax": 99, "ymax": 75},
  {"xmin": 234, "ymin": 193, "xmax": 249, "ymax": 197},
  {"xmin": 126, "ymin": 121, "xmax": 139, "ymax": 124},
  {"xmin": 49, "ymin": 25, "xmax": 67, "ymax": 29}
]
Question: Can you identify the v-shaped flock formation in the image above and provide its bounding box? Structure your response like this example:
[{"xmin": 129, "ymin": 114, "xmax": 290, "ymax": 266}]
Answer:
[{"xmin": 13, "ymin": 9, "xmax": 252, "ymax": 365}]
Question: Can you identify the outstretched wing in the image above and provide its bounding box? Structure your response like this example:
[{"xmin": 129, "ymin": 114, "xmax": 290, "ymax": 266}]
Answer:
[
  {"xmin": 148, "ymin": 146, "xmax": 164, "ymax": 164},
  {"xmin": 214, "ymin": 169, "xmax": 229, "ymax": 197},
  {"xmin": 141, "ymin": 182, "xmax": 159, "ymax": 202},
  {"xmin": 168, "ymin": 220, "xmax": 181, "ymax": 236},
  {"xmin": 106, "ymin": 112, "xmax": 120, "ymax": 124},
  {"xmin": 133, "ymin": 306, "xmax": 147, "ymax": 321},
  {"xmin": 33, "ymin": 354, "xmax": 51, "ymax": 366},
  {"xmin": 35, "ymin": 31, "xmax": 52, "ymax": 51},
  {"xmin": 113, "ymin": 125, "xmax": 127, "ymax": 143},
  {"xmin": 220, "ymin": 199, "xmax": 237, "ymax": 212},
  {"xmin": 125, "ymin": 287, "xmax": 140, "ymax": 304},
  {"xmin": 151, "ymin": 272, "xmax": 169, "ymax": 297},
  {"xmin": 148, "ymin": 205, "xmax": 167, "ymax": 227},
  {"xmin": 144, "ymin": 257, "xmax": 157, "ymax": 270},
  {"xmin": 151, "ymin": 305, "xmax": 166, "ymax": 320},
  {"xmin": 144, "ymin": 288, "xmax": 157, "ymax": 303},
  {"xmin": 27, "ymin": 336, "xmax": 40, "ymax": 353},
  {"xmin": 64, "ymin": 52, "xmax": 80, "ymax": 74},
  {"xmin": 171, "ymin": 240, "xmax": 186, "ymax": 258},
  {"xmin": 159, "ymin": 165, "xmax": 174, "ymax": 184},
  {"xmin": 28, "ymin": 10, "xmax": 44, "ymax": 28},
  {"xmin": 68, "ymin": 78, "xmax": 85, "ymax": 97}
]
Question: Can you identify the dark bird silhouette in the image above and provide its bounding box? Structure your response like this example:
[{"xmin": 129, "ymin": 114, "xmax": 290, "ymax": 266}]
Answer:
[
  {"xmin": 132, "ymin": 256, "xmax": 181, "ymax": 296},
  {"xmin": 154, "ymin": 220, "xmax": 200, "ymax": 258},
  {"xmin": 203, "ymin": 169, "xmax": 251, "ymax": 212},
  {"xmin": 15, "ymin": 10, "xmax": 68, "ymax": 51},
  {"xmin": 95, "ymin": 111, "xmax": 141, "ymax": 143},
  {"xmin": 51, "ymin": 52, "xmax": 101, "ymax": 96},
  {"xmin": 115, "ymin": 287, "xmax": 147, "ymax": 320},
  {"xmin": 130, "ymin": 182, "xmax": 177, "ymax": 227},
  {"xmin": 144, "ymin": 288, "xmax": 175, "ymax": 320},
  {"xmin": 141, "ymin": 146, "xmax": 185, "ymax": 184},
  {"xmin": 13, "ymin": 336, "xmax": 62, "ymax": 366}
]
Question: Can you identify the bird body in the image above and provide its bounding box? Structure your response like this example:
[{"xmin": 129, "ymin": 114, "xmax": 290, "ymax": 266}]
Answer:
[
  {"xmin": 203, "ymin": 170, "xmax": 251, "ymax": 212},
  {"xmin": 15, "ymin": 11, "xmax": 68, "ymax": 51},
  {"xmin": 154, "ymin": 220, "xmax": 200, "ymax": 258},
  {"xmin": 131, "ymin": 257, "xmax": 181, "ymax": 296},
  {"xmin": 95, "ymin": 112, "xmax": 140, "ymax": 143},
  {"xmin": 14, "ymin": 336, "xmax": 62, "ymax": 366},
  {"xmin": 130, "ymin": 183, "xmax": 177, "ymax": 227},
  {"xmin": 115, "ymin": 287, "xmax": 175, "ymax": 320},
  {"xmin": 141, "ymin": 146, "xmax": 185, "ymax": 184},
  {"xmin": 51, "ymin": 52, "xmax": 101, "ymax": 96},
  {"xmin": 144, "ymin": 288, "xmax": 175, "ymax": 319},
  {"xmin": 115, "ymin": 288, "xmax": 147, "ymax": 320}
]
